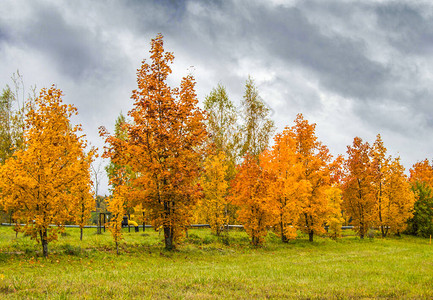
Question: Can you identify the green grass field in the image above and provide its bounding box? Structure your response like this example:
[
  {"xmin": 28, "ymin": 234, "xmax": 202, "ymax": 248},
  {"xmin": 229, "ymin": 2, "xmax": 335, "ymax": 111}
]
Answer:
[{"xmin": 0, "ymin": 226, "xmax": 432, "ymax": 299}]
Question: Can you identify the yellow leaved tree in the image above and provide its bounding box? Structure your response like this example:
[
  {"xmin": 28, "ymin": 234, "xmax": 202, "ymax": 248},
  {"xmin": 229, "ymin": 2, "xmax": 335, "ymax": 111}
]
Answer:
[
  {"xmin": 107, "ymin": 188, "xmax": 126, "ymax": 255},
  {"xmin": 0, "ymin": 86, "xmax": 94, "ymax": 257},
  {"xmin": 381, "ymin": 157, "xmax": 415, "ymax": 236},
  {"xmin": 200, "ymin": 151, "xmax": 229, "ymax": 236}
]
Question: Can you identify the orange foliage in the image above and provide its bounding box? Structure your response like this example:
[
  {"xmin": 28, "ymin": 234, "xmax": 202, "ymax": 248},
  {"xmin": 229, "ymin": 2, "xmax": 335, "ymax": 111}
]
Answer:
[
  {"xmin": 381, "ymin": 158, "xmax": 415, "ymax": 235},
  {"xmin": 342, "ymin": 137, "xmax": 376, "ymax": 238},
  {"xmin": 101, "ymin": 34, "xmax": 207, "ymax": 250},
  {"xmin": 291, "ymin": 114, "xmax": 336, "ymax": 242},
  {"xmin": 410, "ymin": 159, "xmax": 433, "ymax": 188},
  {"xmin": 261, "ymin": 128, "xmax": 308, "ymax": 242},
  {"xmin": 230, "ymin": 155, "xmax": 276, "ymax": 245}
]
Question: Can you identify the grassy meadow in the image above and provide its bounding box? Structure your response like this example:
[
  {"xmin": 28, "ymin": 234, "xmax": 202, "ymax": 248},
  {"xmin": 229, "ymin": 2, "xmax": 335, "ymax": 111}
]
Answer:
[{"xmin": 0, "ymin": 225, "xmax": 432, "ymax": 299}]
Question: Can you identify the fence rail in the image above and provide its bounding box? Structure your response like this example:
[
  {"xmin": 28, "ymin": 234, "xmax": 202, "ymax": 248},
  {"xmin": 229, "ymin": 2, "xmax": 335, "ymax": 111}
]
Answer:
[{"xmin": 1, "ymin": 223, "xmax": 355, "ymax": 230}]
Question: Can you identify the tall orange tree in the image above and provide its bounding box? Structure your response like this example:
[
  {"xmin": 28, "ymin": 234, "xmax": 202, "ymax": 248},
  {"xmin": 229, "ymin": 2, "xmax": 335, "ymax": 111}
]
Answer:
[
  {"xmin": 101, "ymin": 34, "xmax": 207, "ymax": 250},
  {"xmin": 371, "ymin": 135, "xmax": 415, "ymax": 236},
  {"xmin": 291, "ymin": 114, "xmax": 336, "ymax": 242},
  {"xmin": 0, "ymin": 86, "xmax": 94, "ymax": 257},
  {"xmin": 261, "ymin": 128, "xmax": 308, "ymax": 242},
  {"xmin": 371, "ymin": 134, "xmax": 390, "ymax": 237},
  {"xmin": 342, "ymin": 137, "xmax": 376, "ymax": 238}
]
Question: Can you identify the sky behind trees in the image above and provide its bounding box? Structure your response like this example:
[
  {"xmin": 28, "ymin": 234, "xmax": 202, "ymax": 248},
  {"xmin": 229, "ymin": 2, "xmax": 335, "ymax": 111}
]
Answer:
[{"xmin": 1, "ymin": 0, "xmax": 433, "ymax": 194}]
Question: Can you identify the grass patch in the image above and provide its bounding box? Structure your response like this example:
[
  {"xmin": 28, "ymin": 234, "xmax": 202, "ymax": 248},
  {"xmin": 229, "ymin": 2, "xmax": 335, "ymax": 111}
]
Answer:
[{"xmin": 0, "ymin": 226, "xmax": 432, "ymax": 299}]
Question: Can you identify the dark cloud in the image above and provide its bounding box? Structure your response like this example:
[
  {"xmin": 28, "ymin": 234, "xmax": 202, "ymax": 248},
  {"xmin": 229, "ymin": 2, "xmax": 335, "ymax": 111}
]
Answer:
[
  {"xmin": 1, "ymin": 2, "xmax": 122, "ymax": 81},
  {"xmin": 251, "ymin": 5, "xmax": 389, "ymax": 100},
  {"xmin": 377, "ymin": 3, "xmax": 433, "ymax": 55},
  {"xmin": 2, "ymin": 0, "xmax": 433, "ymax": 193}
]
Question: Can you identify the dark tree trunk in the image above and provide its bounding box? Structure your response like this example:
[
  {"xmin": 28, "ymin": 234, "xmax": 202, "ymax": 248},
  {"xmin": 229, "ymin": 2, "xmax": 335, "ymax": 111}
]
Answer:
[
  {"xmin": 80, "ymin": 227, "xmax": 83, "ymax": 241},
  {"xmin": 116, "ymin": 241, "xmax": 119, "ymax": 255},
  {"xmin": 281, "ymin": 221, "xmax": 288, "ymax": 243},
  {"xmin": 164, "ymin": 225, "xmax": 175, "ymax": 250},
  {"xmin": 308, "ymin": 230, "xmax": 314, "ymax": 242},
  {"xmin": 40, "ymin": 230, "xmax": 48, "ymax": 257}
]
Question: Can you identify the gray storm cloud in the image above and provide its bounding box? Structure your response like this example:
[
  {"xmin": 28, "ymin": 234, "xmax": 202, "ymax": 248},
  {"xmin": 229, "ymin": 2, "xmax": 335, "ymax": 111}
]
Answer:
[{"xmin": 1, "ymin": 0, "xmax": 433, "ymax": 194}]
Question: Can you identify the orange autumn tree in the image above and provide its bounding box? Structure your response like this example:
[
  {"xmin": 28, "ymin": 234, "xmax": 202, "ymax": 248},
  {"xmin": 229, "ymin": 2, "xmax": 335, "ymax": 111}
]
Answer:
[
  {"xmin": 380, "ymin": 157, "xmax": 415, "ymax": 236},
  {"xmin": 261, "ymin": 128, "xmax": 308, "ymax": 242},
  {"xmin": 0, "ymin": 86, "xmax": 94, "ymax": 257},
  {"xmin": 371, "ymin": 134, "xmax": 390, "ymax": 237},
  {"xmin": 231, "ymin": 154, "xmax": 276, "ymax": 245},
  {"xmin": 200, "ymin": 151, "xmax": 229, "ymax": 236},
  {"xmin": 409, "ymin": 159, "xmax": 433, "ymax": 188},
  {"xmin": 101, "ymin": 34, "xmax": 207, "ymax": 250},
  {"xmin": 342, "ymin": 137, "xmax": 376, "ymax": 238},
  {"xmin": 291, "ymin": 114, "xmax": 336, "ymax": 242},
  {"xmin": 371, "ymin": 134, "xmax": 415, "ymax": 237}
]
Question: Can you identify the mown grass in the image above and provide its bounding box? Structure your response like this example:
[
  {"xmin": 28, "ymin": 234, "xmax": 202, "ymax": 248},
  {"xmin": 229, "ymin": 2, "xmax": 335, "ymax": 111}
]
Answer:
[{"xmin": 0, "ymin": 226, "xmax": 432, "ymax": 299}]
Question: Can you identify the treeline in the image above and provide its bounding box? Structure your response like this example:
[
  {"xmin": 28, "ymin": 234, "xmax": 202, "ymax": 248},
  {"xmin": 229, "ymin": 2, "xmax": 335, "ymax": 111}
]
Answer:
[{"xmin": 1, "ymin": 35, "xmax": 433, "ymax": 256}]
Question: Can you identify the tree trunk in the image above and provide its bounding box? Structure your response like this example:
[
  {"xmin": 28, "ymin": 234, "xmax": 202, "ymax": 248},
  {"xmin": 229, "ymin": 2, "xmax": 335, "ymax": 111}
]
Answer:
[
  {"xmin": 164, "ymin": 225, "xmax": 174, "ymax": 250},
  {"xmin": 116, "ymin": 241, "xmax": 119, "ymax": 255},
  {"xmin": 40, "ymin": 230, "xmax": 48, "ymax": 257},
  {"xmin": 80, "ymin": 227, "xmax": 83, "ymax": 241},
  {"xmin": 308, "ymin": 230, "xmax": 314, "ymax": 242},
  {"xmin": 280, "ymin": 221, "xmax": 288, "ymax": 243}
]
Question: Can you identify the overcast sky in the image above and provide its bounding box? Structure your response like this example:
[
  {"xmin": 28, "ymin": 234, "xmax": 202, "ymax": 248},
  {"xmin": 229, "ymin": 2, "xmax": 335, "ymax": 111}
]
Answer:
[{"xmin": 2, "ymin": 0, "xmax": 433, "ymax": 195}]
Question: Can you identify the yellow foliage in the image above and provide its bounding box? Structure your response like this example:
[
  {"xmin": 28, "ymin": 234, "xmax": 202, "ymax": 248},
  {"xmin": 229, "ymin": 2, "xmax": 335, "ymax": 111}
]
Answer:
[
  {"xmin": 0, "ymin": 86, "xmax": 94, "ymax": 256},
  {"xmin": 107, "ymin": 188, "xmax": 126, "ymax": 254},
  {"xmin": 201, "ymin": 151, "xmax": 229, "ymax": 235},
  {"xmin": 325, "ymin": 186, "xmax": 344, "ymax": 239}
]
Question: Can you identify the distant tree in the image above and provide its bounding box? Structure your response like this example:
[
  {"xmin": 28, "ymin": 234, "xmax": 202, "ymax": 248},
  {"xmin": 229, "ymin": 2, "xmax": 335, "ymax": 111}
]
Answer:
[
  {"xmin": 240, "ymin": 76, "xmax": 275, "ymax": 157},
  {"xmin": 200, "ymin": 151, "xmax": 229, "ymax": 236},
  {"xmin": 0, "ymin": 71, "xmax": 36, "ymax": 165},
  {"xmin": 204, "ymin": 84, "xmax": 241, "ymax": 179},
  {"xmin": 72, "ymin": 164, "xmax": 95, "ymax": 241},
  {"xmin": 204, "ymin": 84, "xmax": 241, "ymax": 225},
  {"xmin": 326, "ymin": 186, "xmax": 344, "ymax": 239},
  {"xmin": 107, "ymin": 189, "xmax": 126, "ymax": 255},
  {"xmin": 101, "ymin": 34, "xmax": 207, "ymax": 250},
  {"xmin": 0, "ymin": 86, "xmax": 24, "ymax": 164},
  {"xmin": 0, "ymin": 86, "xmax": 94, "ymax": 257},
  {"xmin": 406, "ymin": 182, "xmax": 433, "ymax": 238},
  {"xmin": 410, "ymin": 159, "xmax": 433, "ymax": 188},
  {"xmin": 105, "ymin": 113, "xmax": 133, "ymax": 188}
]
